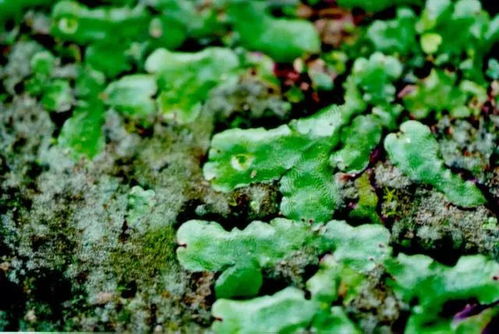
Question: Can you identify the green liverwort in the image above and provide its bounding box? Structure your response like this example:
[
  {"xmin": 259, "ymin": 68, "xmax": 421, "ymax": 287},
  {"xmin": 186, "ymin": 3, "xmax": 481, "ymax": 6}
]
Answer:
[
  {"xmin": 386, "ymin": 254, "xmax": 499, "ymax": 333},
  {"xmin": 228, "ymin": 1, "xmax": 320, "ymax": 62},
  {"xmin": 145, "ymin": 47, "xmax": 240, "ymax": 123},
  {"xmin": 384, "ymin": 120, "xmax": 485, "ymax": 207}
]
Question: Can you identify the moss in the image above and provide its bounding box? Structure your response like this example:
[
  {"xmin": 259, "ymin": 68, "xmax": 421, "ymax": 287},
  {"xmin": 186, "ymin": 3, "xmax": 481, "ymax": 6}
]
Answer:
[{"xmin": 112, "ymin": 226, "xmax": 177, "ymax": 277}]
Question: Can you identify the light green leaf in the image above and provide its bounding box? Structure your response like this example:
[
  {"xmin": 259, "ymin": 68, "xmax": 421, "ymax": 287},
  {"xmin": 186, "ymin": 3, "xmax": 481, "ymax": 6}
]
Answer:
[
  {"xmin": 420, "ymin": 32, "xmax": 442, "ymax": 54},
  {"xmin": 384, "ymin": 121, "xmax": 485, "ymax": 207},
  {"xmin": 30, "ymin": 50, "xmax": 55, "ymax": 77},
  {"xmin": 105, "ymin": 74, "xmax": 157, "ymax": 120},
  {"xmin": 324, "ymin": 220, "xmax": 391, "ymax": 273},
  {"xmin": 349, "ymin": 52, "xmax": 403, "ymax": 106},
  {"xmin": 51, "ymin": 1, "xmax": 149, "ymax": 44},
  {"xmin": 330, "ymin": 115, "xmax": 382, "ymax": 173},
  {"xmin": 312, "ymin": 306, "xmax": 361, "ymax": 334},
  {"xmin": 0, "ymin": 0, "xmax": 52, "ymax": 22},
  {"xmin": 386, "ymin": 253, "xmax": 499, "ymax": 334},
  {"xmin": 212, "ymin": 287, "xmax": 318, "ymax": 334},
  {"xmin": 176, "ymin": 218, "xmax": 319, "ymax": 272},
  {"xmin": 204, "ymin": 105, "xmax": 347, "ymax": 193},
  {"xmin": 85, "ymin": 42, "xmax": 131, "ymax": 77},
  {"xmin": 487, "ymin": 58, "xmax": 499, "ymax": 79},
  {"xmin": 306, "ymin": 255, "xmax": 365, "ymax": 305},
  {"xmin": 280, "ymin": 145, "xmax": 341, "ymax": 223},
  {"xmin": 367, "ymin": 7, "xmax": 418, "ymax": 55},
  {"xmin": 58, "ymin": 103, "xmax": 105, "ymax": 159},
  {"xmin": 203, "ymin": 124, "xmax": 306, "ymax": 192},
  {"xmin": 403, "ymin": 69, "xmax": 484, "ymax": 119},
  {"xmin": 145, "ymin": 47, "xmax": 240, "ymax": 123},
  {"xmin": 228, "ymin": 1, "xmax": 320, "ymax": 62}
]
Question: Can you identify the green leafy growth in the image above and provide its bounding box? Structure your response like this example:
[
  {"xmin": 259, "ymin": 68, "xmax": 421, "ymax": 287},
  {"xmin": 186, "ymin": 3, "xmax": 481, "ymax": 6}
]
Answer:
[
  {"xmin": 0, "ymin": 0, "xmax": 51, "ymax": 22},
  {"xmin": 85, "ymin": 42, "xmax": 131, "ymax": 77},
  {"xmin": 386, "ymin": 254, "xmax": 499, "ymax": 333},
  {"xmin": 349, "ymin": 173, "xmax": 382, "ymax": 224},
  {"xmin": 204, "ymin": 125, "xmax": 305, "ymax": 191},
  {"xmin": 148, "ymin": 15, "xmax": 186, "ymax": 51},
  {"xmin": 330, "ymin": 115, "xmax": 382, "ymax": 173},
  {"xmin": 26, "ymin": 51, "xmax": 52, "ymax": 96},
  {"xmin": 176, "ymin": 216, "xmax": 391, "ymax": 302},
  {"xmin": 176, "ymin": 215, "xmax": 390, "ymax": 331},
  {"xmin": 279, "ymin": 107, "xmax": 356, "ymax": 221},
  {"xmin": 204, "ymin": 105, "xmax": 352, "ymax": 190},
  {"xmin": 212, "ymin": 287, "xmax": 318, "ymax": 334},
  {"xmin": 26, "ymin": 51, "xmax": 73, "ymax": 112},
  {"xmin": 367, "ymin": 7, "xmax": 418, "ymax": 55},
  {"xmin": 307, "ymin": 255, "xmax": 366, "ymax": 305},
  {"xmin": 420, "ymin": 32, "xmax": 442, "ymax": 54},
  {"xmin": 58, "ymin": 67, "xmax": 106, "ymax": 158},
  {"xmin": 176, "ymin": 218, "xmax": 321, "ymax": 272},
  {"xmin": 279, "ymin": 144, "xmax": 340, "ymax": 223},
  {"xmin": 104, "ymin": 74, "xmax": 157, "ymax": 121},
  {"xmin": 403, "ymin": 69, "xmax": 487, "ymax": 119},
  {"xmin": 416, "ymin": 0, "xmax": 498, "ymax": 81},
  {"xmin": 30, "ymin": 50, "xmax": 55, "ymax": 77},
  {"xmin": 212, "ymin": 274, "xmax": 362, "ymax": 334},
  {"xmin": 346, "ymin": 52, "xmax": 403, "ymax": 107},
  {"xmin": 312, "ymin": 306, "xmax": 361, "ymax": 334},
  {"xmin": 204, "ymin": 105, "xmax": 352, "ymax": 221},
  {"xmin": 371, "ymin": 104, "xmax": 403, "ymax": 131},
  {"xmin": 145, "ymin": 47, "xmax": 240, "ymax": 123},
  {"xmin": 204, "ymin": 96, "xmax": 396, "ymax": 221},
  {"xmin": 384, "ymin": 120, "xmax": 485, "ymax": 207},
  {"xmin": 177, "ymin": 217, "xmax": 321, "ymax": 299},
  {"xmin": 151, "ymin": 0, "xmax": 224, "ymax": 49},
  {"xmin": 51, "ymin": 1, "xmax": 149, "ymax": 44},
  {"xmin": 74, "ymin": 65, "xmax": 106, "ymax": 100},
  {"xmin": 211, "ymin": 253, "xmax": 368, "ymax": 334},
  {"xmin": 338, "ymin": 0, "xmax": 422, "ymax": 13},
  {"xmin": 228, "ymin": 1, "xmax": 320, "ymax": 62},
  {"xmin": 307, "ymin": 256, "xmax": 364, "ymax": 333},
  {"xmin": 177, "ymin": 218, "xmax": 316, "ymax": 300},
  {"xmin": 215, "ymin": 263, "xmax": 263, "ymax": 299},
  {"xmin": 58, "ymin": 103, "xmax": 105, "ymax": 159},
  {"xmin": 40, "ymin": 79, "xmax": 73, "ymax": 112},
  {"xmin": 323, "ymin": 220, "xmax": 391, "ymax": 273},
  {"xmin": 417, "ymin": 0, "xmax": 496, "ymax": 54}
]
